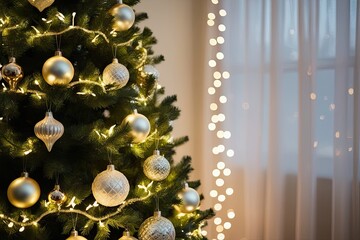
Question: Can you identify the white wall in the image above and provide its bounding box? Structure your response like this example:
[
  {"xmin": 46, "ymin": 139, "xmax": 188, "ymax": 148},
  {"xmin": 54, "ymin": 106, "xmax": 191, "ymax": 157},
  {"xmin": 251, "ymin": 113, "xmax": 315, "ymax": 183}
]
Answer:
[{"xmin": 136, "ymin": 0, "xmax": 205, "ymax": 172}]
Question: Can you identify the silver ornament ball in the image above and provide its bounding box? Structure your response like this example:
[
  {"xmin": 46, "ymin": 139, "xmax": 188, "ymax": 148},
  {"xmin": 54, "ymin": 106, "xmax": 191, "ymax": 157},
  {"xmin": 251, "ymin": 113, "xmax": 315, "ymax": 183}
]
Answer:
[
  {"xmin": 34, "ymin": 111, "xmax": 64, "ymax": 152},
  {"xmin": 143, "ymin": 65, "xmax": 160, "ymax": 80},
  {"xmin": 139, "ymin": 211, "xmax": 175, "ymax": 240},
  {"xmin": 143, "ymin": 150, "xmax": 170, "ymax": 181},
  {"xmin": 103, "ymin": 58, "xmax": 129, "ymax": 87},
  {"xmin": 42, "ymin": 51, "xmax": 74, "ymax": 85},
  {"xmin": 92, "ymin": 165, "xmax": 130, "ymax": 207},
  {"xmin": 123, "ymin": 110, "xmax": 151, "ymax": 143},
  {"xmin": 178, "ymin": 183, "xmax": 200, "ymax": 213},
  {"xmin": 109, "ymin": 3, "xmax": 135, "ymax": 31}
]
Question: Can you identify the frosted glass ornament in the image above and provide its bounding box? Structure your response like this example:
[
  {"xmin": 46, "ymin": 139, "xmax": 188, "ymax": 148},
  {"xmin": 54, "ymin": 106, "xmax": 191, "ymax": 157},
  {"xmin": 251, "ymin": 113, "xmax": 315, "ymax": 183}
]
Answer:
[
  {"xmin": 122, "ymin": 110, "xmax": 151, "ymax": 143},
  {"xmin": 92, "ymin": 165, "xmax": 130, "ymax": 207},
  {"xmin": 143, "ymin": 150, "xmax": 170, "ymax": 181},
  {"xmin": 7, "ymin": 172, "xmax": 41, "ymax": 208},
  {"xmin": 28, "ymin": 0, "xmax": 54, "ymax": 12},
  {"xmin": 143, "ymin": 65, "xmax": 160, "ymax": 80},
  {"xmin": 178, "ymin": 183, "xmax": 200, "ymax": 213},
  {"xmin": 139, "ymin": 211, "xmax": 175, "ymax": 240},
  {"xmin": 34, "ymin": 111, "xmax": 64, "ymax": 152},
  {"xmin": 103, "ymin": 58, "xmax": 129, "ymax": 87}
]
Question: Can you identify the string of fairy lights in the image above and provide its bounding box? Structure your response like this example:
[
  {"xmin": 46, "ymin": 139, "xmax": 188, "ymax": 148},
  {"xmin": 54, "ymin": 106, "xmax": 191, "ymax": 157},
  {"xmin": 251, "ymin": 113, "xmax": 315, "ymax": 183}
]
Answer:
[
  {"xmin": 203, "ymin": 0, "xmax": 235, "ymax": 239},
  {"xmin": 0, "ymin": 2, "xmax": 209, "ymax": 238},
  {"xmin": 0, "ymin": 8, "xmax": 156, "ymax": 234}
]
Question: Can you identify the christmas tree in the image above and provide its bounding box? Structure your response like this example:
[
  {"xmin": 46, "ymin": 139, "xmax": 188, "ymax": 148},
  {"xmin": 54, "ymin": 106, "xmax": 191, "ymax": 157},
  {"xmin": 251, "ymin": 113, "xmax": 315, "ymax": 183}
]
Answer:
[{"xmin": 0, "ymin": 0, "xmax": 214, "ymax": 239}]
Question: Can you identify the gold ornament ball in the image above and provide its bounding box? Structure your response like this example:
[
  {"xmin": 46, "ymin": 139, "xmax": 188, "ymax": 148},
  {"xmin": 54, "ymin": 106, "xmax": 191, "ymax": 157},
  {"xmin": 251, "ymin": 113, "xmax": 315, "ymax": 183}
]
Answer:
[
  {"xmin": 66, "ymin": 230, "xmax": 87, "ymax": 240},
  {"xmin": 1, "ymin": 57, "xmax": 23, "ymax": 90},
  {"xmin": 119, "ymin": 230, "xmax": 138, "ymax": 240},
  {"xmin": 178, "ymin": 183, "xmax": 200, "ymax": 213},
  {"xmin": 34, "ymin": 111, "xmax": 64, "ymax": 152},
  {"xmin": 143, "ymin": 150, "xmax": 170, "ymax": 181},
  {"xmin": 7, "ymin": 172, "xmax": 41, "ymax": 208},
  {"xmin": 123, "ymin": 110, "xmax": 151, "ymax": 143},
  {"xmin": 42, "ymin": 51, "xmax": 74, "ymax": 85},
  {"xmin": 92, "ymin": 165, "xmax": 130, "ymax": 207},
  {"xmin": 28, "ymin": 0, "xmax": 54, "ymax": 12},
  {"xmin": 109, "ymin": 3, "xmax": 135, "ymax": 31},
  {"xmin": 48, "ymin": 184, "xmax": 67, "ymax": 205},
  {"xmin": 139, "ymin": 211, "xmax": 175, "ymax": 240}
]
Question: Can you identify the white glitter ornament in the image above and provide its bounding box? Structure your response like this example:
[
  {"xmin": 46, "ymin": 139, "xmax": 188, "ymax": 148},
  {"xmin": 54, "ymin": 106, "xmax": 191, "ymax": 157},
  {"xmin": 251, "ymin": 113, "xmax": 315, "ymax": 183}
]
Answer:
[
  {"xmin": 143, "ymin": 150, "xmax": 170, "ymax": 181},
  {"xmin": 28, "ymin": 0, "xmax": 54, "ymax": 12},
  {"xmin": 139, "ymin": 211, "xmax": 175, "ymax": 240},
  {"xmin": 103, "ymin": 58, "xmax": 129, "ymax": 88},
  {"xmin": 34, "ymin": 111, "xmax": 64, "ymax": 152},
  {"xmin": 122, "ymin": 110, "xmax": 151, "ymax": 143},
  {"xmin": 119, "ymin": 230, "xmax": 138, "ymax": 240},
  {"xmin": 178, "ymin": 183, "xmax": 200, "ymax": 213},
  {"xmin": 143, "ymin": 65, "xmax": 160, "ymax": 80},
  {"xmin": 92, "ymin": 165, "xmax": 130, "ymax": 207},
  {"xmin": 66, "ymin": 230, "xmax": 87, "ymax": 240},
  {"xmin": 109, "ymin": 0, "xmax": 135, "ymax": 31}
]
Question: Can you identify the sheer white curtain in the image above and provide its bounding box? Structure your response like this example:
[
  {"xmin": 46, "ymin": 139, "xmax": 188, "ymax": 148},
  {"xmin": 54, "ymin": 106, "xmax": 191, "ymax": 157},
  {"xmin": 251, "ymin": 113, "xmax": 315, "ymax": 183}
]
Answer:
[{"xmin": 200, "ymin": 0, "xmax": 360, "ymax": 239}]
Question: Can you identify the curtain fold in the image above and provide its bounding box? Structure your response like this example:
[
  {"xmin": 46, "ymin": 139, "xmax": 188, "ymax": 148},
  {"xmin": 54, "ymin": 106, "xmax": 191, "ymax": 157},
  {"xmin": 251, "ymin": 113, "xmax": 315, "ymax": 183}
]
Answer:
[{"xmin": 201, "ymin": 0, "xmax": 360, "ymax": 239}]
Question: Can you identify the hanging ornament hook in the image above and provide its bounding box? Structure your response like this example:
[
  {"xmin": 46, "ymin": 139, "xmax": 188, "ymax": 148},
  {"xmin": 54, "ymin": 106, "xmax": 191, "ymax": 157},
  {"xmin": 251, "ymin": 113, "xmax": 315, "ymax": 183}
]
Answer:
[{"xmin": 55, "ymin": 35, "xmax": 62, "ymax": 51}]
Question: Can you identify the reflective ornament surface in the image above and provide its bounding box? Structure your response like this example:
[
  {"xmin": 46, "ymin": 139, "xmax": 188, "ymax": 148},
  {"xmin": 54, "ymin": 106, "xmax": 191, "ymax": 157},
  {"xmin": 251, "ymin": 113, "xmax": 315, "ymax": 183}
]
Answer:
[
  {"xmin": 143, "ymin": 150, "xmax": 170, "ymax": 181},
  {"xmin": 143, "ymin": 65, "xmax": 160, "ymax": 80},
  {"xmin": 34, "ymin": 111, "xmax": 64, "ymax": 152},
  {"xmin": 103, "ymin": 58, "xmax": 129, "ymax": 87},
  {"xmin": 123, "ymin": 110, "xmax": 151, "ymax": 143},
  {"xmin": 1, "ymin": 57, "xmax": 23, "ymax": 90},
  {"xmin": 28, "ymin": 0, "xmax": 54, "ymax": 12},
  {"xmin": 66, "ymin": 230, "xmax": 87, "ymax": 240},
  {"xmin": 109, "ymin": 2, "xmax": 135, "ymax": 31},
  {"xmin": 92, "ymin": 165, "xmax": 130, "ymax": 207},
  {"xmin": 42, "ymin": 51, "xmax": 74, "ymax": 85},
  {"xmin": 48, "ymin": 184, "xmax": 67, "ymax": 205},
  {"xmin": 7, "ymin": 172, "xmax": 41, "ymax": 208},
  {"xmin": 139, "ymin": 211, "xmax": 175, "ymax": 240},
  {"xmin": 178, "ymin": 183, "xmax": 200, "ymax": 213}
]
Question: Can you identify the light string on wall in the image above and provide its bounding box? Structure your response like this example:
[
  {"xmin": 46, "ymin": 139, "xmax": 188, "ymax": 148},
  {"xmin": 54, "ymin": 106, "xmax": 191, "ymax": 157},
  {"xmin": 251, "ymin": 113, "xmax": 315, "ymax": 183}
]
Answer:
[{"xmin": 205, "ymin": 0, "xmax": 235, "ymax": 239}]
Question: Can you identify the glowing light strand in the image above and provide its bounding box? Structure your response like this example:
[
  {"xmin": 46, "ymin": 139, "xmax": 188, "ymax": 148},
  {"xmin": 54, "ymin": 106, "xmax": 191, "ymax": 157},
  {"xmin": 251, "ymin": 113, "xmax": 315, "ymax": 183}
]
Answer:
[
  {"xmin": 0, "ymin": 194, "xmax": 152, "ymax": 228},
  {"xmin": 206, "ymin": 0, "xmax": 233, "ymax": 238},
  {"xmin": 31, "ymin": 26, "xmax": 111, "ymax": 43}
]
